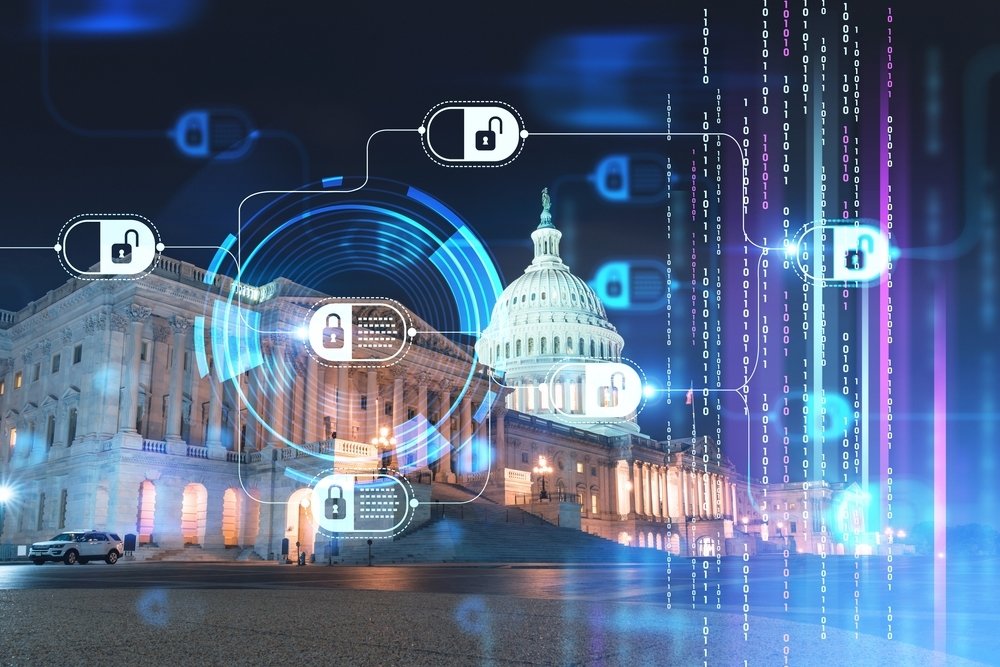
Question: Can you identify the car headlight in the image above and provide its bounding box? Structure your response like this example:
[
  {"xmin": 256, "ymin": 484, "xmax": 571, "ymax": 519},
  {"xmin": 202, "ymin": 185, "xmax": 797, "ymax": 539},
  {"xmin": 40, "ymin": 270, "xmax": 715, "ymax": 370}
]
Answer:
[{"xmin": 50, "ymin": 543, "xmax": 65, "ymax": 549}]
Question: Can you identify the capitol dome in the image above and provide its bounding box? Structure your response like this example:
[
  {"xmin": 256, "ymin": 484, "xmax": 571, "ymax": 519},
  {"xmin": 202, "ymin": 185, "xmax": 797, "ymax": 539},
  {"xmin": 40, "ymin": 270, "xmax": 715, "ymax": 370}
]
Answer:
[{"xmin": 476, "ymin": 189, "xmax": 634, "ymax": 432}]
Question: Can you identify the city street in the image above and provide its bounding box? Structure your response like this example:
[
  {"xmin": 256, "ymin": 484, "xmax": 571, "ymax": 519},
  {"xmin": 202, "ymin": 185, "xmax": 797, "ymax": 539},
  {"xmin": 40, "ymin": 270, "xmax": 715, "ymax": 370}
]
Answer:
[{"xmin": 0, "ymin": 556, "xmax": 993, "ymax": 664}]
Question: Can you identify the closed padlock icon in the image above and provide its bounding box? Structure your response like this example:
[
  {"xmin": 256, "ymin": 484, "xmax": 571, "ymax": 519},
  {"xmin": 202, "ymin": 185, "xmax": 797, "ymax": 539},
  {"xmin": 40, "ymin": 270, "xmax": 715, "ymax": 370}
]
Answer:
[
  {"xmin": 184, "ymin": 119, "xmax": 204, "ymax": 147},
  {"xmin": 844, "ymin": 234, "xmax": 874, "ymax": 271},
  {"xmin": 325, "ymin": 485, "xmax": 347, "ymax": 520},
  {"xmin": 597, "ymin": 371, "xmax": 626, "ymax": 408},
  {"xmin": 322, "ymin": 313, "xmax": 345, "ymax": 349},
  {"xmin": 475, "ymin": 116, "xmax": 502, "ymax": 151},
  {"xmin": 111, "ymin": 229, "xmax": 139, "ymax": 264},
  {"xmin": 605, "ymin": 162, "xmax": 624, "ymax": 191}
]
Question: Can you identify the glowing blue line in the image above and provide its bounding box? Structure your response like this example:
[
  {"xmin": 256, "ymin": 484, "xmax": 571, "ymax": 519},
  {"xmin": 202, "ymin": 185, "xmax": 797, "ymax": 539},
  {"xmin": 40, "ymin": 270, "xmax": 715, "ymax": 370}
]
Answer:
[{"xmin": 205, "ymin": 234, "xmax": 236, "ymax": 284}]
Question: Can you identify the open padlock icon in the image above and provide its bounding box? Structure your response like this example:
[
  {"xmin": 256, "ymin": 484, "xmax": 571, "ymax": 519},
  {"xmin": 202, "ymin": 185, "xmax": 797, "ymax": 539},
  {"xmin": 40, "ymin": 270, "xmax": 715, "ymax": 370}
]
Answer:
[
  {"xmin": 597, "ymin": 371, "xmax": 626, "ymax": 408},
  {"xmin": 322, "ymin": 313, "xmax": 345, "ymax": 349},
  {"xmin": 111, "ymin": 229, "xmax": 139, "ymax": 264},
  {"xmin": 844, "ymin": 234, "xmax": 874, "ymax": 271},
  {"xmin": 475, "ymin": 116, "xmax": 502, "ymax": 151}
]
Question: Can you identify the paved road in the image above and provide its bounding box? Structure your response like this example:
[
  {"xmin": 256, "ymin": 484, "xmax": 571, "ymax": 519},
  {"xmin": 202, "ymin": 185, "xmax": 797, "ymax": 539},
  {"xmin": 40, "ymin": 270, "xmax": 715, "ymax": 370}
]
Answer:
[{"xmin": 0, "ymin": 556, "xmax": 993, "ymax": 665}]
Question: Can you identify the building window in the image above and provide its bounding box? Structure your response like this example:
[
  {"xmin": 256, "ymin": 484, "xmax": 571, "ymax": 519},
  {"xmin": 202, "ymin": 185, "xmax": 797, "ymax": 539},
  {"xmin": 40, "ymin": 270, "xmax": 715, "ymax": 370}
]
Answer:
[
  {"xmin": 566, "ymin": 338, "xmax": 573, "ymax": 352},
  {"xmin": 527, "ymin": 339, "xmax": 534, "ymax": 355},
  {"xmin": 521, "ymin": 452, "xmax": 529, "ymax": 464},
  {"xmin": 540, "ymin": 338, "xmax": 547, "ymax": 355},
  {"xmin": 591, "ymin": 494, "xmax": 598, "ymax": 514},
  {"xmin": 515, "ymin": 340, "xmax": 522, "ymax": 357},
  {"xmin": 73, "ymin": 344, "xmax": 83, "ymax": 364},
  {"xmin": 384, "ymin": 402, "xmax": 393, "ymax": 416},
  {"xmin": 360, "ymin": 396, "xmax": 368, "ymax": 410},
  {"xmin": 67, "ymin": 408, "xmax": 77, "ymax": 445},
  {"xmin": 46, "ymin": 415, "xmax": 56, "ymax": 447},
  {"xmin": 791, "ymin": 521, "xmax": 798, "ymax": 534},
  {"xmin": 31, "ymin": 363, "xmax": 40, "ymax": 382},
  {"xmin": 407, "ymin": 408, "xmax": 416, "ymax": 420},
  {"xmin": 0, "ymin": 379, "xmax": 5, "ymax": 396},
  {"xmin": 14, "ymin": 371, "xmax": 22, "ymax": 389},
  {"xmin": 8, "ymin": 427, "xmax": 16, "ymax": 449},
  {"xmin": 554, "ymin": 338, "xmax": 560, "ymax": 354},
  {"xmin": 591, "ymin": 466, "xmax": 597, "ymax": 477},
  {"xmin": 576, "ymin": 462, "xmax": 584, "ymax": 474},
  {"xmin": 51, "ymin": 355, "xmax": 60, "ymax": 374},
  {"xmin": 140, "ymin": 341, "xmax": 149, "ymax": 362}
]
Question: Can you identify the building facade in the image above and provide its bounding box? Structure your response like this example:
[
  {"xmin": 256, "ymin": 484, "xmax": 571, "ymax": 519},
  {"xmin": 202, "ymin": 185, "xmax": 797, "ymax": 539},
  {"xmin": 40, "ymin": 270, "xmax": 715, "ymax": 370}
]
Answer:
[{"xmin": 0, "ymin": 195, "xmax": 871, "ymax": 560}]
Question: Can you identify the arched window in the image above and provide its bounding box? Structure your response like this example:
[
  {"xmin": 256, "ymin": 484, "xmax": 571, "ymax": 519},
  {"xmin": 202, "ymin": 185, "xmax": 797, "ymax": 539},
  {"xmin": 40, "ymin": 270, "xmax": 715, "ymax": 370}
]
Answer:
[
  {"xmin": 515, "ymin": 340, "xmax": 522, "ymax": 357},
  {"xmin": 600, "ymin": 341, "xmax": 605, "ymax": 359},
  {"xmin": 566, "ymin": 337, "xmax": 573, "ymax": 352},
  {"xmin": 505, "ymin": 342, "xmax": 510, "ymax": 358},
  {"xmin": 554, "ymin": 337, "xmax": 560, "ymax": 354},
  {"xmin": 531, "ymin": 293, "xmax": 536, "ymax": 301},
  {"xmin": 578, "ymin": 338, "xmax": 584, "ymax": 356},
  {"xmin": 540, "ymin": 338, "xmax": 547, "ymax": 355},
  {"xmin": 590, "ymin": 340, "xmax": 596, "ymax": 357},
  {"xmin": 496, "ymin": 344, "xmax": 501, "ymax": 360},
  {"xmin": 541, "ymin": 291, "xmax": 546, "ymax": 300},
  {"xmin": 527, "ymin": 338, "xmax": 534, "ymax": 355}
]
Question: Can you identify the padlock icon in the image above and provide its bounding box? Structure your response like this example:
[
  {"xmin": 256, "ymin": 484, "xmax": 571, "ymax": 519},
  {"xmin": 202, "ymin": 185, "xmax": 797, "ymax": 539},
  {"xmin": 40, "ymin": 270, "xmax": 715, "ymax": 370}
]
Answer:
[
  {"xmin": 184, "ymin": 118, "xmax": 204, "ymax": 147},
  {"xmin": 322, "ymin": 313, "xmax": 345, "ymax": 349},
  {"xmin": 475, "ymin": 116, "xmax": 502, "ymax": 151},
  {"xmin": 325, "ymin": 485, "xmax": 347, "ymax": 520},
  {"xmin": 606, "ymin": 271, "xmax": 623, "ymax": 298},
  {"xmin": 111, "ymin": 229, "xmax": 139, "ymax": 264},
  {"xmin": 605, "ymin": 161, "xmax": 624, "ymax": 191},
  {"xmin": 597, "ymin": 371, "xmax": 626, "ymax": 408},
  {"xmin": 844, "ymin": 234, "xmax": 874, "ymax": 271}
]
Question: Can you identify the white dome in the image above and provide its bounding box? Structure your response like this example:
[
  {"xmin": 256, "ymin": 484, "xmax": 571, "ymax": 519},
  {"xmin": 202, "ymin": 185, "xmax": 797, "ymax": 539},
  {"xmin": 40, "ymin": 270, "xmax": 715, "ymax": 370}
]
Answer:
[{"xmin": 476, "ymin": 189, "xmax": 633, "ymax": 433}]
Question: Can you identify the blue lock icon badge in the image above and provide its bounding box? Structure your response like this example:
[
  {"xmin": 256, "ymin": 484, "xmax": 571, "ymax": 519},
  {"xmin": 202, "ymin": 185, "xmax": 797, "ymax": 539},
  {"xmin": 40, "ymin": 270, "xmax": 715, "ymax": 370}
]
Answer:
[{"xmin": 844, "ymin": 234, "xmax": 874, "ymax": 271}]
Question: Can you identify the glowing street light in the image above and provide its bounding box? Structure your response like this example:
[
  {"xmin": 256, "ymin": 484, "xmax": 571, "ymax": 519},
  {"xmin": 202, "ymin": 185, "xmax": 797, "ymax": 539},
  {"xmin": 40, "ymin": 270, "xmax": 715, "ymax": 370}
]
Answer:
[
  {"xmin": 533, "ymin": 456, "xmax": 553, "ymax": 501},
  {"xmin": 0, "ymin": 484, "xmax": 13, "ymax": 544}
]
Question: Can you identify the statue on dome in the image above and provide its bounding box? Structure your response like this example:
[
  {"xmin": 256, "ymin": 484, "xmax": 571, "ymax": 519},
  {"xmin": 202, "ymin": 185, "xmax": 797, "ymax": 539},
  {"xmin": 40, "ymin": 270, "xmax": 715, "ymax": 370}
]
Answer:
[{"xmin": 541, "ymin": 187, "xmax": 551, "ymax": 214}]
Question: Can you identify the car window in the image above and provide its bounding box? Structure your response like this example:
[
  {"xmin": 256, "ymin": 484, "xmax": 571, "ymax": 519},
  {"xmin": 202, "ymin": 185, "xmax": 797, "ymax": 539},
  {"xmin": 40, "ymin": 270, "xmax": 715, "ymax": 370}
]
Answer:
[
  {"xmin": 109, "ymin": 533, "xmax": 121, "ymax": 541},
  {"xmin": 93, "ymin": 533, "xmax": 107, "ymax": 541},
  {"xmin": 52, "ymin": 533, "xmax": 79, "ymax": 541}
]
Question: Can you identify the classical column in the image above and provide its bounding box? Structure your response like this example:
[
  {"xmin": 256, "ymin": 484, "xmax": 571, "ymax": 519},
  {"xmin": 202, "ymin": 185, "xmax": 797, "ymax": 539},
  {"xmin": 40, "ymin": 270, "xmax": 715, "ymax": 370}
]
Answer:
[
  {"xmin": 335, "ymin": 367, "xmax": 350, "ymax": 439},
  {"xmin": 633, "ymin": 461, "xmax": 644, "ymax": 516},
  {"xmin": 651, "ymin": 466, "xmax": 661, "ymax": 518},
  {"xmin": 265, "ymin": 336, "xmax": 288, "ymax": 446},
  {"xmin": 118, "ymin": 305, "xmax": 151, "ymax": 434},
  {"xmin": 165, "ymin": 316, "xmax": 191, "ymax": 442},
  {"xmin": 459, "ymin": 394, "xmax": 473, "ymax": 474},
  {"xmin": 205, "ymin": 374, "xmax": 223, "ymax": 450},
  {"xmin": 416, "ymin": 374, "xmax": 428, "ymax": 468},
  {"xmin": 390, "ymin": 370, "xmax": 405, "ymax": 468},
  {"xmin": 626, "ymin": 459, "xmax": 636, "ymax": 516},
  {"xmin": 366, "ymin": 371, "xmax": 379, "ymax": 442},
  {"xmin": 562, "ymin": 379, "xmax": 573, "ymax": 414},
  {"xmin": 303, "ymin": 358, "xmax": 320, "ymax": 443},
  {"xmin": 435, "ymin": 384, "xmax": 453, "ymax": 480}
]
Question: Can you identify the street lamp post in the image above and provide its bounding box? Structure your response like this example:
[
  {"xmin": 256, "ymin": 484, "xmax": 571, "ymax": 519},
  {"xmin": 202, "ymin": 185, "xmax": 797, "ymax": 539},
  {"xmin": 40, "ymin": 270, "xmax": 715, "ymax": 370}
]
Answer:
[
  {"xmin": 533, "ymin": 456, "xmax": 553, "ymax": 501},
  {"xmin": 370, "ymin": 399, "xmax": 397, "ymax": 474}
]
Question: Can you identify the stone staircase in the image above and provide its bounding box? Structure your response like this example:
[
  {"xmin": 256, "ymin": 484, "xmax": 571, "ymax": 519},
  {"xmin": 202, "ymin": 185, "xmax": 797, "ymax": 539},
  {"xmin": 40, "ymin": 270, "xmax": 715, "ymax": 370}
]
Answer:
[{"xmin": 336, "ymin": 483, "xmax": 663, "ymax": 565}]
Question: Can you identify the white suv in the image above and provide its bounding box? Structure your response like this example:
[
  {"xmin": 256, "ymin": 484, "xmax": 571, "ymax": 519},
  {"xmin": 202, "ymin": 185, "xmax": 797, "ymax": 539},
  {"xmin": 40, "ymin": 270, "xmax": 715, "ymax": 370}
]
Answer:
[{"xmin": 29, "ymin": 530, "xmax": 124, "ymax": 565}]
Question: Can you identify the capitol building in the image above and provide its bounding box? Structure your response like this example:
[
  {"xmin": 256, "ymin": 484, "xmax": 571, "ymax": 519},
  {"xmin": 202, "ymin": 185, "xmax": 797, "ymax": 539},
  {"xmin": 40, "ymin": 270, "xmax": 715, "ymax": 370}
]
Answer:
[{"xmin": 0, "ymin": 192, "xmax": 868, "ymax": 560}]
